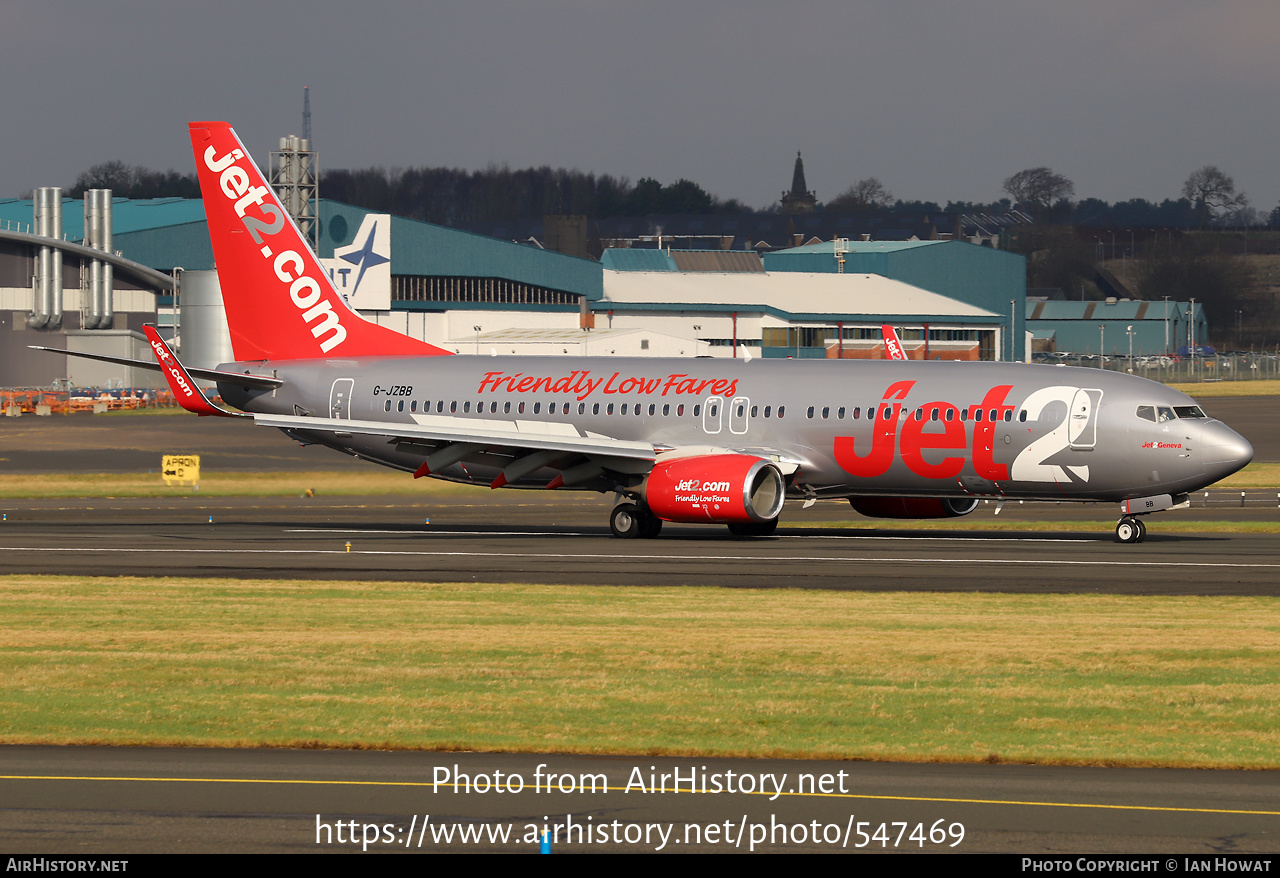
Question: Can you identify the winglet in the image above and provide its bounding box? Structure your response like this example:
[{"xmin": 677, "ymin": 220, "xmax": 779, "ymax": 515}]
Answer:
[
  {"xmin": 143, "ymin": 325, "xmax": 249, "ymax": 418},
  {"xmin": 882, "ymin": 324, "xmax": 908, "ymax": 361}
]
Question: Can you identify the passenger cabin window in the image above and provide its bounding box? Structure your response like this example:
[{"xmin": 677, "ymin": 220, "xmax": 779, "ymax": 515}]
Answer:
[
  {"xmin": 463, "ymin": 401, "xmax": 471, "ymax": 413},
  {"xmin": 778, "ymin": 406, "xmax": 785, "ymax": 418},
  {"xmin": 807, "ymin": 406, "xmax": 814, "ymax": 419}
]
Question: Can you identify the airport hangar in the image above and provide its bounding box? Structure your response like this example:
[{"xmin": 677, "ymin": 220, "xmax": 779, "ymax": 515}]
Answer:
[{"xmin": 0, "ymin": 193, "xmax": 1026, "ymax": 389}]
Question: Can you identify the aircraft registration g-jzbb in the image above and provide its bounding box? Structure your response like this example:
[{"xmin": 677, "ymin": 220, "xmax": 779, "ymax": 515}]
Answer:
[{"xmin": 40, "ymin": 122, "xmax": 1254, "ymax": 543}]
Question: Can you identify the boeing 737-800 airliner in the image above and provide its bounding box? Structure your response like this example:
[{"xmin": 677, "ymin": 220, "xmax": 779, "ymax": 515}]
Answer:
[{"xmin": 41, "ymin": 122, "xmax": 1254, "ymax": 543}]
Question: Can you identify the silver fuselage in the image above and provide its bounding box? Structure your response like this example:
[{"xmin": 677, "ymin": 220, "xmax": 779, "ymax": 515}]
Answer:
[{"xmin": 219, "ymin": 356, "xmax": 1253, "ymax": 503}]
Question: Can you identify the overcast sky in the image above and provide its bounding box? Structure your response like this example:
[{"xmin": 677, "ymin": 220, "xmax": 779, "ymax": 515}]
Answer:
[{"xmin": 4, "ymin": 0, "xmax": 1278, "ymax": 213}]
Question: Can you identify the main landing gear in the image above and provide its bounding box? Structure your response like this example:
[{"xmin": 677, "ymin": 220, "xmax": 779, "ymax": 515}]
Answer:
[
  {"xmin": 727, "ymin": 519, "xmax": 779, "ymax": 537},
  {"xmin": 610, "ymin": 503, "xmax": 663, "ymax": 539},
  {"xmin": 1115, "ymin": 516, "xmax": 1147, "ymax": 544}
]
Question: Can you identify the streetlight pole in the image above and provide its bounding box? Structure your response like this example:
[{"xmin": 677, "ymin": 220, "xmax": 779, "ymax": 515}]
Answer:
[
  {"xmin": 1127, "ymin": 324, "xmax": 1134, "ymax": 371},
  {"xmin": 1009, "ymin": 299, "xmax": 1016, "ymax": 362},
  {"xmin": 1189, "ymin": 298, "xmax": 1196, "ymax": 378},
  {"xmin": 1098, "ymin": 324, "xmax": 1105, "ymax": 368},
  {"xmin": 1162, "ymin": 296, "xmax": 1170, "ymax": 355},
  {"xmin": 474, "ymin": 325, "xmax": 482, "ymax": 355}
]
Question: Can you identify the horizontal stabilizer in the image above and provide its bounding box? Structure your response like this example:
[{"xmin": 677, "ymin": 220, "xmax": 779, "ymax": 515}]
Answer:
[{"xmin": 29, "ymin": 345, "xmax": 282, "ymax": 390}]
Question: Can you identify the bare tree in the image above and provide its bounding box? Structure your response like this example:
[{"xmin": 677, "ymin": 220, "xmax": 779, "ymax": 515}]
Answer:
[
  {"xmin": 1002, "ymin": 167, "xmax": 1074, "ymax": 218},
  {"xmin": 1182, "ymin": 166, "xmax": 1248, "ymax": 229},
  {"xmin": 825, "ymin": 177, "xmax": 894, "ymax": 212}
]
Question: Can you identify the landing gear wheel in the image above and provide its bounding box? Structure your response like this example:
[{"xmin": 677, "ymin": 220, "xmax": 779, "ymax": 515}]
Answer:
[
  {"xmin": 1116, "ymin": 517, "xmax": 1141, "ymax": 544},
  {"xmin": 727, "ymin": 518, "xmax": 779, "ymax": 537},
  {"xmin": 610, "ymin": 503, "xmax": 642, "ymax": 539},
  {"xmin": 638, "ymin": 512, "xmax": 663, "ymax": 539},
  {"xmin": 1134, "ymin": 517, "xmax": 1147, "ymax": 542}
]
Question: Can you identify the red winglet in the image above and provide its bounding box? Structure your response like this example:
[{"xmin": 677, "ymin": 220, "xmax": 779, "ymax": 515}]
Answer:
[{"xmin": 144, "ymin": 325, "xmax": 248, "ymax": 418}]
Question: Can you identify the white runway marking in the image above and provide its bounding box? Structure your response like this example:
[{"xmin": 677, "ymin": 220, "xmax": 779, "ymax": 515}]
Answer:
[{"xmin": 283, "ymin": 527, "xmax": 1093, "ymax": 544}]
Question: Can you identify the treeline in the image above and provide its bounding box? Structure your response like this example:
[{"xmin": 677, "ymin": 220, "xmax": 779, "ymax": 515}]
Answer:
[
  {"xmin": 69, "ymin": 161, "xmax": 200, "ymax": 199},
  {"xmin": 319, "ymin": 166, "xmax": 752, "ymax": 225},
  {"xmin": 58, "ymin": 160, "xmax": 1279, "ymax": 232}
]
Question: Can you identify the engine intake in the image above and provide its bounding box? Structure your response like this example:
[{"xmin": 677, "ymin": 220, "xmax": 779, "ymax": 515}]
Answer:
[{"xmin": 646, "ymin": 455, "xmax": 785, "ymax": 524}]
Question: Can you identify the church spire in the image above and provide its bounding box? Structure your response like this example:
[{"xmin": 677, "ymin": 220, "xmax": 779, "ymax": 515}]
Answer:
[
  {"xmin": 781, "ymin": 151, "xmax": 817, "ymax": 214},
  {"xmin": 790, "ymin": 151, "xmax": 807, "ymax": 196}
]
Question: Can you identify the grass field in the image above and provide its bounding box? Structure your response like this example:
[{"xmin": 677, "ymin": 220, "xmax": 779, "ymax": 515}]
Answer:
[
  {"xmin": 1, "ymin": 576, "xmax": 1276, "ymax": 768},
  {"xmin": 1173, "ymin": 379, "xmax": 1280, "ymax": 397}
]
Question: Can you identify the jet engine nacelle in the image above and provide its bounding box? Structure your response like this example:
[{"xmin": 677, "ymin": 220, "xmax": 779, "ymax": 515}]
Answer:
[
  {"xmin": 848, "ymin": 496, "xmax": 980, "ymax": 519},
  {"xmin": 645, "ymin": 454, "xmax": 786, "ymax": 524}
]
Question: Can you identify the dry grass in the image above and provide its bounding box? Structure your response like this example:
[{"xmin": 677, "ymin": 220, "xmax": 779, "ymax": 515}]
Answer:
[
  {"xmin": 1, "ymin": 576, "xmax": 1277, "ymax": 767},
  {"xmin": 1173, "ymin": 380, "xmax": 1280, "ymax": 397},
  {"xmin": 0, "ymin": 471, "xmax": 483, "ymax": 499}
]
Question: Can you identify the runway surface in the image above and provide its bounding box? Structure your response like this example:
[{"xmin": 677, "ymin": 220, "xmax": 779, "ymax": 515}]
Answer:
[
  {"xmin": 2, "ymin": 747, "xmax": 1277, "ymax": 854},
  {"xmin": 0, "ymin": 491, "xmax": 1277, "ymax": 593}
]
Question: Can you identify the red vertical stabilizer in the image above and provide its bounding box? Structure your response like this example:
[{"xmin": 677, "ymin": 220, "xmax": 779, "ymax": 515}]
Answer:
[{"xmin": 189, "ymin": 121, "xmax": 452, "ymax": 362}]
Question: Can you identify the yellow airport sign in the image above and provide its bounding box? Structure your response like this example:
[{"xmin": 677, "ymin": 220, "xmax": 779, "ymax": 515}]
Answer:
[{"xmin": 162, "ymin": 455, "xmax": 200, "ymax": 486}]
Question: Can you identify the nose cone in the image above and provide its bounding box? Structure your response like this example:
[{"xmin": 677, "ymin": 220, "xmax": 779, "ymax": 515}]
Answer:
[{"xmin": 1201, "ymin": 421, "xmax": 1254, "ymax": 483}]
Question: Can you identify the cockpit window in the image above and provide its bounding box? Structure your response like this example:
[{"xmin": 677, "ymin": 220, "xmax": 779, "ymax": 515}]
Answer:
[{"xmin": 1138, "ymin": 404, "xmax": 1206, "ymax": 422}]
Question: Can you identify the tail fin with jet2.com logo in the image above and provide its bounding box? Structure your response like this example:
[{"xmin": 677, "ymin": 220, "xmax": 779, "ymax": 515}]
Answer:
[
  {"xmin": 188, "ymin": 121, "xmax": 452, "ymax": 362},
  {"xmin": 143, "ymin": 325, "xmax": 248, "ymax": 418},
  {"xmin": 882, "ymin": 324, "xmax": 908, "ymax": 361}
]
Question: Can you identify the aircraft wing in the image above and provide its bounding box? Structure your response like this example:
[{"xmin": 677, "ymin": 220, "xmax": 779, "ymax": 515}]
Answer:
[
  {"xmin": 252, "ymin": 413, "xmax": 806, "ymax": 488},
  {"xmin": 253, "ymin": 412, "xmax": 659, "ymax": 465}
]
